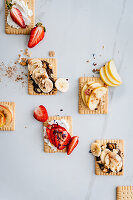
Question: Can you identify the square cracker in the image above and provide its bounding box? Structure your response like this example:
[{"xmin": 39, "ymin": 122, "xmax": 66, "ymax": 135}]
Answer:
[
  {"xmin": 95, "ymin": 139, "xmax": 124, "ymax": 176},
  {"xmin": 117, "ymin": 186, "xmax": 133, "ymax": 200},
  {"xmin": 0, "ymin": 102, "xmax": 15, "ymax": 131},
  {"xmin": 43, "ymin": 116, "xmax": 72, "ymax": 153},
  {"xmin": 79, "ymin": 77, "xmax": 108, "ymax": 114},
  {"xmin": 28, "ymin": 58, "xmax": 57, "ymax": 95},
  {"xmin": 5, "ymin": 0, "xmax": 35, "ymax": 34}
]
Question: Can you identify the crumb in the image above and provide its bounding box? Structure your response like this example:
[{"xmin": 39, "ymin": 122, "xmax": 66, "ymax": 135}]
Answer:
[
  {"xmin": 20, "ymin": 58, "xmax": 28, "ymax": 66},
  {"xmin": 102, "ymin": 45, "xmax": 104, "ymax": 49},
  {"xmin": 49, "ymin": 51, "xmax": 55, "ymax": 57},
  {"xmin": 92, "ymin": 69, "xmax": 100, "ymax": 73},
  {"xmin": 66, "ymin": 79, "xmax": 68, "ymax": 81},
  {"xmin": 60, "ymin": 109, "xmax": 63, "ymax": 112},
  {"xmin": 24, "ymin": 126, "xmax": 27, "ymax": 128},
  {"xmin": 23, "ymin": 48, "xmax": 32, "ymax": 57},
  {"xmin": 93, "ymin": 62, "xmax": 97, "ymax": 66},
  {"xmin": 92, "ymin": 53, "xmax": 95, "ymax": 59},
  {"xmin": 86, "ymin": 60, "xmax": 90, "ymax": 63}
]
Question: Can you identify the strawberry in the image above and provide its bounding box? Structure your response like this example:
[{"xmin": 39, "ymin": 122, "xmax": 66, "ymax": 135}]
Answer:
[
  {"xmin": 53, "ymin": 127, "xmax": 71, "ymax": 150},
  {"xmin": 67, "ymin": 136, "xmax": 79, "ymax": 155},
  {"xmin": 28, "ymin": 23, "xmax": 46, "ymax": 48},
  {"xmin": 33, "ymin": 105, "xmax": 48, "ymax": 122},
  {"xmin": 6, "ymin": 1, "xmax": 26, "ymax": 28}
]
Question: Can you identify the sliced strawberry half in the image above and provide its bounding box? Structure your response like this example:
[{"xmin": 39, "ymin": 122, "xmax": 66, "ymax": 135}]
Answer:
[
  {"xmin": 67, "ymin": 136, "xmax": 79, "ymax": 155},
  {"xmin": 53, "ymin": 127, "xmax": 71, "ymax": 150},
  {"xmin": 28, "ymin": 23, "xmax": 46, "ymax": 48},
  {"xmin": 6, "ymin": 2, "xmax": 26, "ymax": 28},
  {"xmin": 33, "ymin": 105, "xmax": 48, "ymax": 122}
]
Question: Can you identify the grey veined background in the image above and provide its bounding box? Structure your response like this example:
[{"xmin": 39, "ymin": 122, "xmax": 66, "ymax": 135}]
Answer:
[{"xmin": 0, "ymin": 0, "xmax": 133, "ymax": 199}]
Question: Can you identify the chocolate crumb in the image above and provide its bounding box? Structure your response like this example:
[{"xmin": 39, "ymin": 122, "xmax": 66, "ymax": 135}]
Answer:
[
  {"xmin": 60, "ymin": 109, "xmax": 63, "ymax": 112},
  {"xmin": 93, "ymin": 62, "xmax": 97, "ymax": 66}
]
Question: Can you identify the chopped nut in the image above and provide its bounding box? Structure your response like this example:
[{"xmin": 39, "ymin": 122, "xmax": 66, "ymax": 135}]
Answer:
[
  {"xmin": 44, "ymin": 135, "xmax": 49, "ymax": 139},
  {"xmin": 101, "ymin": 144, "xmax": 106, "ymax": 151},
  {"xmin": 20, "ymin": 58, "xmax": 28, "ymax": 66},
  {"xmin": 37, "ymin": 88, "xmax": 41, "ymax": 93},
  {"xmin": 107, "ymin": 143, "xmax": 117, "ymax": 150},
  {"xmin": 49, "ymin": 64, "xmax": 53, "ymax": 69},
  {"xmin": 102, "ymin": 168, "xmax": 108, "ymax": 173},
  {"xmin": 49, "ymin": 51, "xmax": 55, "ymax": 57},
  {"xmin": 23, "ymin": 48, "xmax": 32, "ymax": 57}
]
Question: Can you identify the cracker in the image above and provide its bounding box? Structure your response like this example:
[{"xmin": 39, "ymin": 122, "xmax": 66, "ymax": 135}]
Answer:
[
  {"xmin": 5, "ymin": 0, "xmax": 35, "ymax": 34},
  {"xmin": 0, "ymin": 102, "xmax": 15, "ymax": 131},
  {"xmin": 79, "ymin": 77, "xmax": 108, "ymax": 114},
  {"xmin": 117, "ymin": 186, "xmax": 133, "ymax": 200},
  {"xmin": 28, "ymin": 58, "xmax": 57, "ymax": 95},
  {"xmin": 43, "ymin": 116, "xmax": 72, "ymax": 153},
  {"xmin": 95, "ymin": 139, "xmax": 124, "ymax": 176}
]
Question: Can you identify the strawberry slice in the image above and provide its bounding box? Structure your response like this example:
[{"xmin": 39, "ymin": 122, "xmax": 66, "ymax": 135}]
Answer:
[
  {"xmin": 67, "ymin": 136, "xmax": 79, "ymax": 155},
  {"xmin": 28, "ymin": 23, "xmax": 46, "ymax": 48},
  {"xmin": 46, "ymin": 124, "xmax": 56, "ymax": 145},
  {"xmin": 53, "ymin": 127, "xmax": 71, "ymax": 150},
  {"xmin": 33, "ymin": 105, "xmax": 48, "ymax": 122},
  {"xmin": 6, "ymin": 2, "xmax": 26, "ymax": 28}
]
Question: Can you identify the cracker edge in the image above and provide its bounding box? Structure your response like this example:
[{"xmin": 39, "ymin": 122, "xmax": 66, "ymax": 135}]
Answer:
[
  {"xmin": 0, "ymin": 102, "xmax": 15, "ymax": 131},
  {"xmin": 5, "ymin": 0, "xmax": 35, "ymax": 35},
  {"xmin": 28, "ymin": 58, "xmax": 57, "ymax": 95},
  {"xmin": 78, "ymin": 77, "xmax": 108, "ymax": 114},
  {"xmin": 43, "ymin": 116, "xmax": 72, "ymax": 153},
  {"xmin": 95, "ymin": 139, "xmax": 124, "ymax": 176},
  {"xmin": 117, "ymin": 186, "xmax": 133, "ymax": 200}
]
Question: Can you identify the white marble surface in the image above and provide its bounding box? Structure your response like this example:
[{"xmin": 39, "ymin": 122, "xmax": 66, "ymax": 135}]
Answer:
[{"xmin": 0, "ymin": 0, "xmax": 133, "ymax": 199}]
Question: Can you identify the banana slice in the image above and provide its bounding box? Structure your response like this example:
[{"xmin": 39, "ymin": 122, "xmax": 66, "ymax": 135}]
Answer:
[
  {"xmin": 38, "ymin": 78, "xmax": 53, "ymax": 93},
  {"xmin": 84, "ymin": 82, "xmax": 102, "ymax": 106},
  {"xmin": 105, "ymin": 152, "xmax": 122, "ymax": 172},
  {"xmin": 100, "ymin": 149, "xmax": 110, "ymax": 164},
  {"xmin": 28, "ymin": 59, "xmax": 42, "ymax": 75},
  {"xmin": 55, "ymin": 78, "xmax": 69, "ymax": 92},
  {"xmin": 32, "ymin": 67, "xmax": 48, "ymax": 81},
  {"xmin": 91, "ymin": 143, "xmax": 101, "ymax": 157}
]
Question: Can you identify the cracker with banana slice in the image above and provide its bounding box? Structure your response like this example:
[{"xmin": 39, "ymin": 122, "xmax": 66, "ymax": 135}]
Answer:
[
  {"xmin": 79, "ymin": 77, "xmax": 108, "ymax": 114},
  {"xmin": 0, "ymin": 102, "xmax": 15, "ymax": 131},
  {"xmin": 91, "ymin": 139, "xmax": 124, "ymax": 176},
  {"xmin": 28, "ymin": 58, "xmax": 57, "ymax": 95}
]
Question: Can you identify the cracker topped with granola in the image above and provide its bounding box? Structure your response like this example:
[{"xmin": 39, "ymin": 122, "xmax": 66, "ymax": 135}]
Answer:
[{"xmin": 90, "ymin": 139, "xmax": 124, "ymax": 175}]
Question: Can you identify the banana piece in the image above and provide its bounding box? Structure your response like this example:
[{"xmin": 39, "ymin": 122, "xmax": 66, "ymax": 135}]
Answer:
[
  {"xmin": 91, "ymin": 143, "xmax": 101, "ymax": 157},
  {"xmin": 55, "ymin": 78, "xmax": 69, "ymax": 92},
  {"xmin": 28, "ymin": 59, "xmax": 42, "ymax": 75},
  {"xmin": 38, "ymin": 78, "xmax": 53, "ymax": 93},
  {"xmin": 100, "ymin": 149, "xmax": 110, "ymax": 164},
  {"xmin": 105, "ymin": 152, "xmax": 122, "ymax": 172},
  {"xmin": 32, "ymin": 67, "xmax": 48, "ymax": 81}
]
